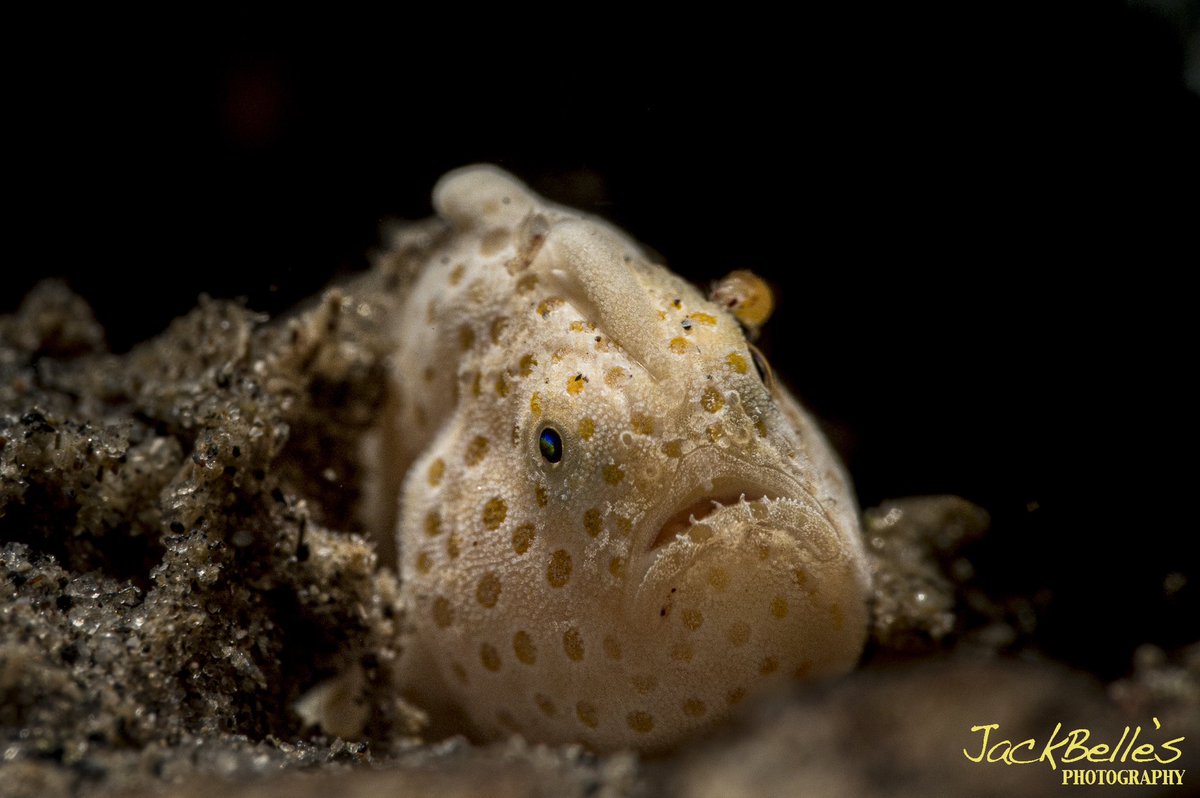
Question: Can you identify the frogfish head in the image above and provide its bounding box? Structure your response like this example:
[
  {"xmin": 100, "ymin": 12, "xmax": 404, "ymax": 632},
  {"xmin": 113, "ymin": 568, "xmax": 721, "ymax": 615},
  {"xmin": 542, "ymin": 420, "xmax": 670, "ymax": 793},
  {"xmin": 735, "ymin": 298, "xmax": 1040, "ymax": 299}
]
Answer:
[{"xmin": 392, "ymin": 165, "xmax": 870, "ymax": 750}]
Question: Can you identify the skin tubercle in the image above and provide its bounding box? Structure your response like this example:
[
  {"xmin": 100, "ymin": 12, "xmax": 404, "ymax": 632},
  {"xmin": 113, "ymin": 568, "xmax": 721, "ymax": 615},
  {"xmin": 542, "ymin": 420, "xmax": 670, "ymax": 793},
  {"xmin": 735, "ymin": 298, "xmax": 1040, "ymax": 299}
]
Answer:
[{"xmin": 388, "ymin": 165, "xmax": 870, "ymax": 750}]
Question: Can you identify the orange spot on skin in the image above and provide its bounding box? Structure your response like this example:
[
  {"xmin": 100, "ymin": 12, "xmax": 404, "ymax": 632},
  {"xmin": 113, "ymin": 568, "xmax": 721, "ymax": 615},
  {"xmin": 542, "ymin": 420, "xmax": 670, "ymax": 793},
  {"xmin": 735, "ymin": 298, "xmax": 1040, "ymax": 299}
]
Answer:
[
  {"xmin": 481, "ymin": 228, "xmax": 510, "ymax": 256},
  {"xmin": 449, "ymin": 263, "xmax": 465, "ymax": 286},
  {"xmin": 476, "ymin": 572, "xmax": 502, "ymax": 608},
  {"xmin": 578, "ymin": 418, "xmax": 595, "ymax": 439},
  {"xmin": 605, "ymin": 367, "xmax": 627, "ymax": 387},
  {"xmin": 584, "ymin": 508, "xmax": 603, "ymax": 537},
  {"xmin": 566, "ymin": 373, "xmax": 587, "ymax": 395},
  {"xmin": 513, "ymin": 631, "xmax": 537, "ymax": 664},
  {"xmin": 547, "ymin": 549, "xmax": 572, "ymax": 587},
  {"xmin": 519, "ymin": 354, "xmax": 538, "ymax": 376},
  {"xmin": 701, "ymin": 385, "xmax": 725, "ymax": 413},
  {"xmin": 669, "ymin": 337, "xmax": 689, "ymax": 354},
  {"xmin": 480, "ymin": 643, "xmax": 501, "ymax": 671},
  {"xmin": 563, "ymin": 627, "xmax": 585, "ymax": 661},
  {"xmin": 465, "ymin": 436, "xmax": 489, "ymax": 466},
  {"xmin": 482, "ymin": 497, "xmax": 508, "ymax": 530},
  {"xmin": 687, "ymin": 312, "xmax": 717, "ymax": 325},
  {"xmin": 630, "ymin": 413, "xmax": 654, "ymax": 435},
  {"xmin": 726, "ymin": 352, "xmax": 749, "ymax": 374},
  {"xmin": 627, "ymin": 711, "xmax": 655, "ymax": 733},
  {"xmin": 576, "ymin": 701, "xmax": 598, "ymax": 728},
  {"xmin": 490, "ymin": 316, "xmax": 508, "ymax": 343},
  {"xmin": 537, "ymin": 297, "xmax": 563, "ymax": 317},
  {"xmin": 512, "ymin": 524, "xmax": 535, "ymax": 555},
  {"xmin": 427, "ymin": 458, "xmax": 445, "ymax": 486},
  {"xmin": 602, "ymin": 464, "xmax": 625, "ymax": 485}
]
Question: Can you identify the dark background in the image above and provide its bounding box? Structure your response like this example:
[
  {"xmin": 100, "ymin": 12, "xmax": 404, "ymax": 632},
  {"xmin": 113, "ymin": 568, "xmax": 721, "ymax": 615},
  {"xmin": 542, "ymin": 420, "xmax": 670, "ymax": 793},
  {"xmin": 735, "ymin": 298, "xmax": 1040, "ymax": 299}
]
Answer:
[{"xmin": 7, "ymin": 4, "xmax": 1198, "ymax": 678}]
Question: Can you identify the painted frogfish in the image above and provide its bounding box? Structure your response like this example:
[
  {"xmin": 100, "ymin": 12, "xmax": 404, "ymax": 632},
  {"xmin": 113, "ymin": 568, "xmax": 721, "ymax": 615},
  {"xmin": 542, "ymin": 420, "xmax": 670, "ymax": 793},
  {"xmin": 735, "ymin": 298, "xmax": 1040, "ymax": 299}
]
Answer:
[{"xmin": 379, "ymin": 165, "xmax": 870, "ymax": 751}]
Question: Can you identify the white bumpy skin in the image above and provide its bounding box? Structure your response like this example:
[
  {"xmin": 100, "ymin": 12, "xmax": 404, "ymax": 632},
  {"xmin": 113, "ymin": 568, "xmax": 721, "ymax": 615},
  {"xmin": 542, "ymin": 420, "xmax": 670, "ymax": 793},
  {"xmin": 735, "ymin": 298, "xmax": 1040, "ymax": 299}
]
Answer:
[{"xmin": 385, "ymin": 165, "xmax": 870, "ymax": 751}]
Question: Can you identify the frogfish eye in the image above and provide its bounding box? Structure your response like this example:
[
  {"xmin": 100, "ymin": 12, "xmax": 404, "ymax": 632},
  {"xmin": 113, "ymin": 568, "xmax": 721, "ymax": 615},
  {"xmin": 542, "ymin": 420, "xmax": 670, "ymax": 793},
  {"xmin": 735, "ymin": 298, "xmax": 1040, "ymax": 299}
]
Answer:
[
  {"xmin": 538, "ymin": 427, "xmax": 563, "ymax": 464},
  {"xmin": 748, "ymin": 343, "xmax": 775, "ymax": 391}
]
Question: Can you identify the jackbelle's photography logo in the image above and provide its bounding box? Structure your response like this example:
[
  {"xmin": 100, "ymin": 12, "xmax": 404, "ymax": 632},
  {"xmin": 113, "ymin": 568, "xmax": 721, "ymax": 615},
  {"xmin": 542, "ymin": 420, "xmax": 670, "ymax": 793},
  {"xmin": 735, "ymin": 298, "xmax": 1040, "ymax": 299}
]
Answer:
[{"xmin": 963, "ymin": 718, "xmax": 1186, "ymax": 787}]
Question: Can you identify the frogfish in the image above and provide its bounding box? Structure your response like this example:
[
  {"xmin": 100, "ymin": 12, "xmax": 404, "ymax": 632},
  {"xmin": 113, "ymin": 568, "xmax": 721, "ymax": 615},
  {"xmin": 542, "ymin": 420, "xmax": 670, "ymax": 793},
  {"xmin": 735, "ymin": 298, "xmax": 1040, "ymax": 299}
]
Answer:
[{"xmin": 375, "ymin": 165, "xmax": 870, "ymax": 750}]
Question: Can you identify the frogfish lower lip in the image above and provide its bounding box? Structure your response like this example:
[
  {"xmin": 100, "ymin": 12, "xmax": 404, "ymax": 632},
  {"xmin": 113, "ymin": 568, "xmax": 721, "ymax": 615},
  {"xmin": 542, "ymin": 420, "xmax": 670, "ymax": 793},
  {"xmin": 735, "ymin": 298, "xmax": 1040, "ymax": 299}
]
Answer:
[{"xmin": 648, "ymin": 476, "xmax": 780, "ymax": 551}]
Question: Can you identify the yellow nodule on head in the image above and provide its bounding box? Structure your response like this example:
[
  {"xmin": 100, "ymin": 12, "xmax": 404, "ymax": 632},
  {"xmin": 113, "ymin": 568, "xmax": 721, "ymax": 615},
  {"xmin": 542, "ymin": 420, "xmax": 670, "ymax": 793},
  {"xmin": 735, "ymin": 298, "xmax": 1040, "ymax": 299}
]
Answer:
[{"xmin": 710, "ymin": 269, "xmax": 775, "ymax": 339}]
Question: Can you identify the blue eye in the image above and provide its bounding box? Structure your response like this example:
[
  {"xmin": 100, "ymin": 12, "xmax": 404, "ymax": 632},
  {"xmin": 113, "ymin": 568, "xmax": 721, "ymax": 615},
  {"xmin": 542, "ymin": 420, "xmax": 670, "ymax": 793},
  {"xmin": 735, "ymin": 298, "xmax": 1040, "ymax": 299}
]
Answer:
[{"xmin": 538, "ymin": 427, "xmax": 563, "ymax": 464}]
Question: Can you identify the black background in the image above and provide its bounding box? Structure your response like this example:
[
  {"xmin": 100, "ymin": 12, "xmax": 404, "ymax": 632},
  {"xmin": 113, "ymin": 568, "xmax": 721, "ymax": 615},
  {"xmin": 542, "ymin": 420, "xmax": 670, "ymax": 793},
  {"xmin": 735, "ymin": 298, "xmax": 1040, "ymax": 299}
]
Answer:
[{"xmin": 7, "ymin": 4, "xmax": 1199, "ymax": 679}]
